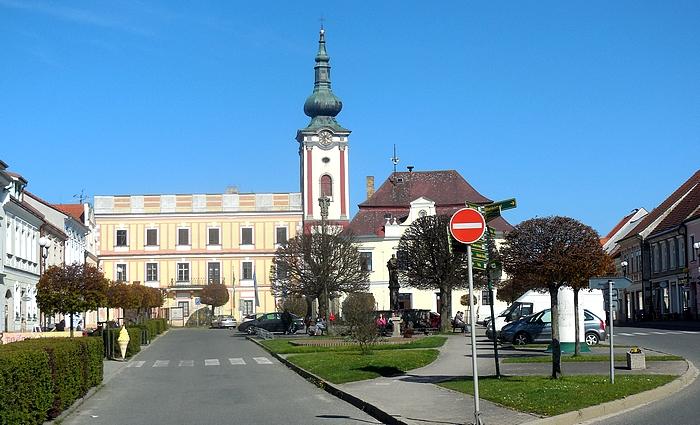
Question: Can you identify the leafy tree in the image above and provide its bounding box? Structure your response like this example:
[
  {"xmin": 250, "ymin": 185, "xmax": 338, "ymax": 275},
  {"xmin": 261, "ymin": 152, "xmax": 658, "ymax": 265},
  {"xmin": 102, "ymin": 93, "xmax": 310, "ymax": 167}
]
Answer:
[
  {"xmin": 495, "ymin": 276, "xmax": 533, "ymax": 304},
  {"xmin": 37, "ymin": 263, "xmax": 108, "ymax": 336},
  {"xmin": 397, "ymin": 215, "xmax": 470, "ymax": 332},
  {"xmin": 270, "ymin": 227, "xmax": 369, "ymax": 321},
  {"xmin": 342, "ymin": 292, "xmax": 379, "ymax": 354},
  {"xmin": 501, "ymin": 216, "xmax": 605, "ymax": 378},
  {"xmin": 200, "ymin": 283, "xmax": 230, "ymax": 319}
]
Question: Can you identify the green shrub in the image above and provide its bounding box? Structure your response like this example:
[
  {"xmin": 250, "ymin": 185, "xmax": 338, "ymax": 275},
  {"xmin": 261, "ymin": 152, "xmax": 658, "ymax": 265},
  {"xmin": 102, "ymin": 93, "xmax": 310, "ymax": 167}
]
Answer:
[
  {"xmin": 0, "ymin": 348, "xmax": 53, "ymax": 425},
  {"xmin": 0, "ymin": 337, "xmax": 103, "ymax": 422}
]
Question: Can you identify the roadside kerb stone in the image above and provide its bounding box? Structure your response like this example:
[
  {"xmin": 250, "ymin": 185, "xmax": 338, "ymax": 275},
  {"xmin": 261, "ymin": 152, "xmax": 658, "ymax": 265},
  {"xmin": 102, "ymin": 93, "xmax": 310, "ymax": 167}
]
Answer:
[
  {"xmin": 47, "ymin": 329, "xmax": 171, "ymax": 424},
  {"xmin": 521, "ymin": 359, "xmax": 698, "ymax": 425},
  {"xmin": 247, "ymin": 336, "xmax": 407, "ymax": 425}
]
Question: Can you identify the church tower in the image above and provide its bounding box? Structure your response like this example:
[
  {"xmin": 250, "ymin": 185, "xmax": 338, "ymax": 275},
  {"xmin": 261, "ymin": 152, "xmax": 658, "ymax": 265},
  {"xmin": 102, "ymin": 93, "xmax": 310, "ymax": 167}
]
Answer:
[{"xmin": 297, "ymin": 28, "xmax": 351, "ymax": 230}]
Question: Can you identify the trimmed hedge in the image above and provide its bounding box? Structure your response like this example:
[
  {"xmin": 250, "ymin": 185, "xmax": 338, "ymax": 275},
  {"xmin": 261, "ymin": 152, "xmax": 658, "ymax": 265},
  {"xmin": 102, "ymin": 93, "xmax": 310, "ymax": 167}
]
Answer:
[
  {"xmin": 0, "ymin": 348, "xmax": 52, "ymax": 425},
  {"xmin": 0, "ymin": 337, "xmax": 103, "ymax": 424}
]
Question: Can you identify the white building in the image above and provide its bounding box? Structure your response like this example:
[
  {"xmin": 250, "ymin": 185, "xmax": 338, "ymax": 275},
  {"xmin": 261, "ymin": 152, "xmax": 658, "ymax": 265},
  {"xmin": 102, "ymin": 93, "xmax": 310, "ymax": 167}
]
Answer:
[
  {"xmin": 347, "ymin": 170, "xmax": 511, "ymax": 323},
  {"xmin": 1, "ymin": 170, "xmax": 42, "ymax": 333},
  {"xmin": 25, "ymin": 193, "xmax": 88, "ymax": 267}
]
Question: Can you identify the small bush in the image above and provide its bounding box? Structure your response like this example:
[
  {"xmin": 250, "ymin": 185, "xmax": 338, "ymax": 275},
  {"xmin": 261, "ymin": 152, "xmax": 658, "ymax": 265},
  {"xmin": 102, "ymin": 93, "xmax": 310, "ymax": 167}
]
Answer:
[
  {"xmin": 126, "ymin": 327, "xmax": 141, "ymax": 356},
  {"xmin": 342, "ymin": 293, "xmax": 379, "ymax": 354}
]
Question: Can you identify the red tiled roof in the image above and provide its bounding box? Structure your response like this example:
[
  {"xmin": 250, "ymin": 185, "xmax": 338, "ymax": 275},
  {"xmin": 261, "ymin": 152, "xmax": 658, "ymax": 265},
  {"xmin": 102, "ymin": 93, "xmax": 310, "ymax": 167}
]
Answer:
[
  {"xmin": 54, "ymin": 204, "xmax": 85, "ymax": 223},
  {"xmin": 623, "ymin": 169, "xmax": 700, "ymax": 240},
  {"xmin": 359, "ymin": 170, "xmax": 491, "ymax": 208},
  {"xmin": 651, "ymin": 181, "xmax": 700, "ymax": 236},
  {"xmin": 348, "ymin": 170, "xmax": 512, "ymax": 237}
]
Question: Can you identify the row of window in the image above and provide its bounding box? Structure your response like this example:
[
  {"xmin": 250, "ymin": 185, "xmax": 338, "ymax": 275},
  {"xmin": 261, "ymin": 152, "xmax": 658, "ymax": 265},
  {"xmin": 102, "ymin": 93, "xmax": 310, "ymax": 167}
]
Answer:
[
  {"xmin": 114, "ymin": 226, "xmax": 288, "ymax": 249},
  {"xmin": 114, "ymin": 260, "xmax": 257, "ymax": 283},
  {"xmin": 5, "ymin": 215, "xmax": 39, "ymax": 264},
  {"xmin": 651, "ymin": 236, "xmax": 687, "ymax": 273}
]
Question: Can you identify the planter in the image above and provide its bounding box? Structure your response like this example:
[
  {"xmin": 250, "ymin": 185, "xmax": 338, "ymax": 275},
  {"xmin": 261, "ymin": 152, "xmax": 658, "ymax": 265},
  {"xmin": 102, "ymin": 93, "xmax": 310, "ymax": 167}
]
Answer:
[{"xmin": 627, "ymin": 350, "xmax": 646, "ymax": 370}]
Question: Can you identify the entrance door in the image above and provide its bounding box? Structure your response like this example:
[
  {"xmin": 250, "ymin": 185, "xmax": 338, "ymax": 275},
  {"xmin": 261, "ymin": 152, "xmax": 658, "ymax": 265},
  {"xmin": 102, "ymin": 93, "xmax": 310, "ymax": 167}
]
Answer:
[
  {"xmin": 398, "ymin": 293, "xmax": 412, "ymax": 310},
  {"xmin": 178, "ymin": 301, "xmax": 190, "ymax": 318}
]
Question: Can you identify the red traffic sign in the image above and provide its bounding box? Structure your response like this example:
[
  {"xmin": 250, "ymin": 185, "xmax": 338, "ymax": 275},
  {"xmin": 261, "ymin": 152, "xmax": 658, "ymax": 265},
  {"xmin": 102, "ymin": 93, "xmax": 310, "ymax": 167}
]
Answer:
[{"xmin": 450, "ymin": 208, "xmax": 486, "ymax": 244}]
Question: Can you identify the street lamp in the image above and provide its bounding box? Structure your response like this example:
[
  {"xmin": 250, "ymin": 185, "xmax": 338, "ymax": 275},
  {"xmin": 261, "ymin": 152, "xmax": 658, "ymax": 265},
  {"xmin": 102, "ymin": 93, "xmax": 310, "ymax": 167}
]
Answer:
[
  {"xmin": 38, "ymin": 236, "xmax": 50, "ymax": 273},
  {"xmin": 620, "ymin": 260, "xmax": 628, "ymax": 278},
  {"xmin": 318, "ymin": 196, "xmax": 331, "ymax": 332}
]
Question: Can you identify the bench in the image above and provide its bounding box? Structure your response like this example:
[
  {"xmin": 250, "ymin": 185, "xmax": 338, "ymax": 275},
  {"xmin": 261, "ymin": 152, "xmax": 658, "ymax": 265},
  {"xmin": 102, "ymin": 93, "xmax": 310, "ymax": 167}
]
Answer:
[{"xmin": 451, "ymin": 320, "xmax": 467, "ymax": 333}]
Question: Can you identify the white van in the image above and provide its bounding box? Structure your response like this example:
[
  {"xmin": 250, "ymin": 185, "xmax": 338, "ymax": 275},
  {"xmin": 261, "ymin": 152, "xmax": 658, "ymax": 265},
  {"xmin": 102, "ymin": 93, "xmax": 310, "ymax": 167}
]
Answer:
[{"xmin": 487, "ymin": 288, "xmax": 605, "ymax": 338}]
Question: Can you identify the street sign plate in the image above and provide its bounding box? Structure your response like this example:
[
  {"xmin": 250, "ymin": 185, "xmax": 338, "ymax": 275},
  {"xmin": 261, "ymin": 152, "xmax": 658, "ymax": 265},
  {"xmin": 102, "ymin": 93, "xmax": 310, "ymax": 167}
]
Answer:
[
  {"xmin": 589, "ymin": 277, "xmax": 633, "ymax": 290},
  {"xmin": 450, "ymin": 208, "xmax": 486, "ymax": 244},
  {"xmin": 604, "ymin": 300, "xmax": 619, "ymax": 310},
  {"xmin": 603, "ymin": 289, "xmax": 619, "ymax": 301}
]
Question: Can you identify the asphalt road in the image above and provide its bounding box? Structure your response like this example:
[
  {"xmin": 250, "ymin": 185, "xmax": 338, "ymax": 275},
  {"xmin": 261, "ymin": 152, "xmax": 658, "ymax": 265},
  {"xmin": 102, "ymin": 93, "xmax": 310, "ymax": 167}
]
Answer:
[
  {"xmin": 63, "ymin": 328, "xmax": 380, "ymax": 425},
  {"xmin": 589, "ymin": 324, "xmax": 700, "ymax": 425}
]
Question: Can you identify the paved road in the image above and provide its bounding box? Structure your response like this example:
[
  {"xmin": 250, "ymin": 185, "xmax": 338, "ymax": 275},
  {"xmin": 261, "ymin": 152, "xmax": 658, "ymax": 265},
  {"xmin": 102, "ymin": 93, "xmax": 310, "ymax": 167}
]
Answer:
[
  {"xmin": 64, "ymin": 328, "xmax": 380, "ymax": 425},
  {"xmin": 589, "ymin": 324, "xmax": 700, "ymax": 425}
]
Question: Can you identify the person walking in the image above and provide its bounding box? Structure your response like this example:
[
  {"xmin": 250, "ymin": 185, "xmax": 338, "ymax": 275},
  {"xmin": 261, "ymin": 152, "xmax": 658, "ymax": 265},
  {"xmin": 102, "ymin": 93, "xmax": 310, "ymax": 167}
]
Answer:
[{"xmin": 281, "ymin": 308, "xmax": 292, "ymax": 335}]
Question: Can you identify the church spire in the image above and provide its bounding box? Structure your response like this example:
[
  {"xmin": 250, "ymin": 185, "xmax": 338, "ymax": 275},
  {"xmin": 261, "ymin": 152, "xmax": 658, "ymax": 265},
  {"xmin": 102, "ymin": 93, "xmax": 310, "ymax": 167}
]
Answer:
[{"xmin": 303, "ymin": 28, "xmax": 346, "ymax": 131}]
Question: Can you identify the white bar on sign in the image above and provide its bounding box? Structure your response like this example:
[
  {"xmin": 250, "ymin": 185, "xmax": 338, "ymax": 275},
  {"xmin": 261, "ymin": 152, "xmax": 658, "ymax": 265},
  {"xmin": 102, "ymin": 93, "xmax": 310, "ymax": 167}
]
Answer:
[{"xmin": 453, "ymin": 223, "xmax": 483, "ymax": 230}]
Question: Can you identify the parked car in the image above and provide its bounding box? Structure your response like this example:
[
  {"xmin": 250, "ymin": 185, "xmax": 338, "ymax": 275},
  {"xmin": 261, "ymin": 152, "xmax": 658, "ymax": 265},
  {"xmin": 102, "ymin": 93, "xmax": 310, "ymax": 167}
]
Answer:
[
  {"xmin": 499, "ymin": 308, "xmax": 606, "ymax": 346},
  {"xmin": 211, "ymin": 315, "xmax": 238, "ymax": 329},
  {"xmin": 241, "ymin": 314, "xmax": 260, "ymax": 324},
  {"xmin": 489, "ymin": 289, "xmax": 605, "ymax": 337},
  {"xmin": 237, "ymin": 312, "xmax": 304, "ymax": 334}
]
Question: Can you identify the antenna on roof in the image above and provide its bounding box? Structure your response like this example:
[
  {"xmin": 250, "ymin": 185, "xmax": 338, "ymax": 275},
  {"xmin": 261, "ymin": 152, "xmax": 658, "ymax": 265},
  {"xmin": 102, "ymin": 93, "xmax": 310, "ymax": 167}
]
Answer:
[
  {"xmin": 73, "ymin": 189, "xmax": 87, "ymax": 204},
  {"xmin": 390, "ymin": 144, "xmax": 400, "ymax": 174}
]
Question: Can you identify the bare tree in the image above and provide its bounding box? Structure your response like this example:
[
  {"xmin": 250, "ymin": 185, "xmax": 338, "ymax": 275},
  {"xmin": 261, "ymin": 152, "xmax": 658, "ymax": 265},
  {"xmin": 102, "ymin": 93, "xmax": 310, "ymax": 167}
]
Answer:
[
  {"xmin": 500, "ymin": 216, "xmax": 605, "ymax": 378},
  {"xmin": 397, "ymin": 215, "xmax": 470, "ymax": 332},
  {"xmin": 270, "ymin": 227, "xmax": 370, "ymax": 320}
]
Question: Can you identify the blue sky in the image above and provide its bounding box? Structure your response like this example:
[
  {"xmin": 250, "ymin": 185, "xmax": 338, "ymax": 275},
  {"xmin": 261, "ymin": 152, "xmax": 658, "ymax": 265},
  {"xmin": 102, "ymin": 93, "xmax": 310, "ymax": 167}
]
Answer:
[{"xmin": 1, "ymin": 1, "xmax": 698, "ymax": 234}]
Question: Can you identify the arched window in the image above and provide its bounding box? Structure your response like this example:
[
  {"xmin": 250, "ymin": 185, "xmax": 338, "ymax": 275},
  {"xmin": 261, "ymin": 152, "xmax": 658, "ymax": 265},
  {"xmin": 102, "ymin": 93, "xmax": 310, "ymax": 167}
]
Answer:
[{"xmin": 320, "ymin": 175, "xmax": 333, "ymax": 197}]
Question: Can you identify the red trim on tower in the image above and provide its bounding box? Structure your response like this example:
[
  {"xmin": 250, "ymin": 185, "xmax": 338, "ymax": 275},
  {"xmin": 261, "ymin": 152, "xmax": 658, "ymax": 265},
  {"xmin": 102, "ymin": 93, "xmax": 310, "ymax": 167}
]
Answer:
[
  {"xmin": 306, "ymin": 149, "xmax": 313, "ymax": 216},
  {"xmin": 340, "ymin": 148, "xmax": 346, "ymax": 216}
]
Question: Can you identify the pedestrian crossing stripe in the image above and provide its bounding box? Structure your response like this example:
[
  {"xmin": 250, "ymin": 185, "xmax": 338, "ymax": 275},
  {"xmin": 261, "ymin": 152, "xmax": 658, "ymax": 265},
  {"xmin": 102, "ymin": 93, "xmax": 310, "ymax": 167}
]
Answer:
[{"xmin": 130, "ymin": 358, "xmax": 271, "ymax": 368}]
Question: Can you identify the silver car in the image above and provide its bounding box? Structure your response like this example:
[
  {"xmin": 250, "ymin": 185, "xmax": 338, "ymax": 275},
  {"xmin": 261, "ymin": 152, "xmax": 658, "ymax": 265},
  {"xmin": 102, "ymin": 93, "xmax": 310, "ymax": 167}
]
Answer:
[
  {"xmin": 499, "ymin": 308, "xmax": 607, "ymax": 346},
  {"xmin": 211, "ymin": 315, "xmax": 238, "ymax": 329}
]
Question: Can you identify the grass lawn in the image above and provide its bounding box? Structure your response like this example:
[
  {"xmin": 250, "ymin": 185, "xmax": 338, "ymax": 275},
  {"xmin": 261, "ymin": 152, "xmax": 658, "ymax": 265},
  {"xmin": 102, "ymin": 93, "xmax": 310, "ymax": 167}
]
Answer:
[
  {"xmin": 439, "ymin": 375, "xmax": 676, "ymax": 416},
  {"xmin": 503, "ymin": 354, "xmax": 683, "ymax": 363},
  {"xmin": 260, "ymin": 335, "xmax": 446, "ymax": 354},
  {"xmin": 286, "ymin": 349, "xmax": 439, "ymax": 384}
]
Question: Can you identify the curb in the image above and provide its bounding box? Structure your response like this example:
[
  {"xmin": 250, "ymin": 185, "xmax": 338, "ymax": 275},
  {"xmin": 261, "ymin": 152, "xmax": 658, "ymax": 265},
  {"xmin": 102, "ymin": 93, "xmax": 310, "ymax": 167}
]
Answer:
[
  {"xmin": 521, "ymin": 359, "xmax": 699, "ymax": 425},
  {"xmin": 247, "ymin": 336, "xmax": 407, "ymax": 425},
  {"xmin": 47, "ymin": 328, "xmax": 171, "ymax": 424}
]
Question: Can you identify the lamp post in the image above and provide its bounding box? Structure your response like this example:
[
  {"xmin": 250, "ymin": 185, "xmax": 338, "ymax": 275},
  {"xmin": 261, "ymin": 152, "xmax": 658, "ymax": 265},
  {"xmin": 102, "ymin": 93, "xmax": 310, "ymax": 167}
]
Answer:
[
  {"xmin": 318, "ymin": 196, "xmax": 331, "ymax": 332},
  {"xmin": 620, "ymin": 260, "xmax": 629, "ymax": 322},
  {"xmin": 38, "ymin": 237, "xmax": 49, "ymax": 330}
]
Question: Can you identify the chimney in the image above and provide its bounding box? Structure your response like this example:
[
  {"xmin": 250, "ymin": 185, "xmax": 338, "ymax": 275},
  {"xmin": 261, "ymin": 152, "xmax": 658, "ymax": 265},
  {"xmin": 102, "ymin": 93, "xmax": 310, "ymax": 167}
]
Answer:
[
  {"xmin": 366, "ymin": 176, "xmax": 375, "ymax": 200},
  {"xmin": 407, "ymin": 166, "xmax": 414, "ymax": 172}
]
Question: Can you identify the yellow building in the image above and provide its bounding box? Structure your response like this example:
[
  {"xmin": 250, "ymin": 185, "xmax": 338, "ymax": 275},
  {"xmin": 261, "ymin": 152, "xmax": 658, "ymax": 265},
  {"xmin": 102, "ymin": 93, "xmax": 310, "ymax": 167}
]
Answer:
[{"xmin": 94, "ymin": 192, "xmax": 302, "ymax": 323}]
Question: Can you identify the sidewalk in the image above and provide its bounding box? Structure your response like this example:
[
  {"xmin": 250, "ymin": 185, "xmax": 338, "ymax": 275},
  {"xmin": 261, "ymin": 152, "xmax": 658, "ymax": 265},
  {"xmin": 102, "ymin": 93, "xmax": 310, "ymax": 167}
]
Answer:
[
  {"xmin": 617, "ymin": 320, "xmax": 700, "ymax": 331},
  {"xmin": 337, "ymin": 332, "xmax": 688, "ymax": 425}
]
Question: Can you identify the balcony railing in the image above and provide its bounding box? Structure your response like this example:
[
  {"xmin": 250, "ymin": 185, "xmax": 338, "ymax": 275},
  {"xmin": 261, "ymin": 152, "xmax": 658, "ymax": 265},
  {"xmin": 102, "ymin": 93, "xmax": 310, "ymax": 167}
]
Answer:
[{"xmin": 169, "ymin": 277, "xmax": 225, "ymax": 288}]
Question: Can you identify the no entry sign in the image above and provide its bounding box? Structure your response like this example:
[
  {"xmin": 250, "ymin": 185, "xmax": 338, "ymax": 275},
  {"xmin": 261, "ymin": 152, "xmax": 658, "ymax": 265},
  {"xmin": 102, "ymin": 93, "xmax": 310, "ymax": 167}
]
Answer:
[{"xmin": 450, "ymin": 208, "xmax": 486, "ymax": 244}]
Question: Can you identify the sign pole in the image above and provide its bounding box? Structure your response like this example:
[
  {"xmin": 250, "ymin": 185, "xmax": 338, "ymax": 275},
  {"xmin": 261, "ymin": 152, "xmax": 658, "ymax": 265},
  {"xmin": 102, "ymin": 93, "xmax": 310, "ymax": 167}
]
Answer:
[
  {"xmin": 467, "ymin": 244, "xmax": 482, "ymax": 425},
  {"xmin": 608, "ymin": 279, "xmax": 614, "ymax": 384}
]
